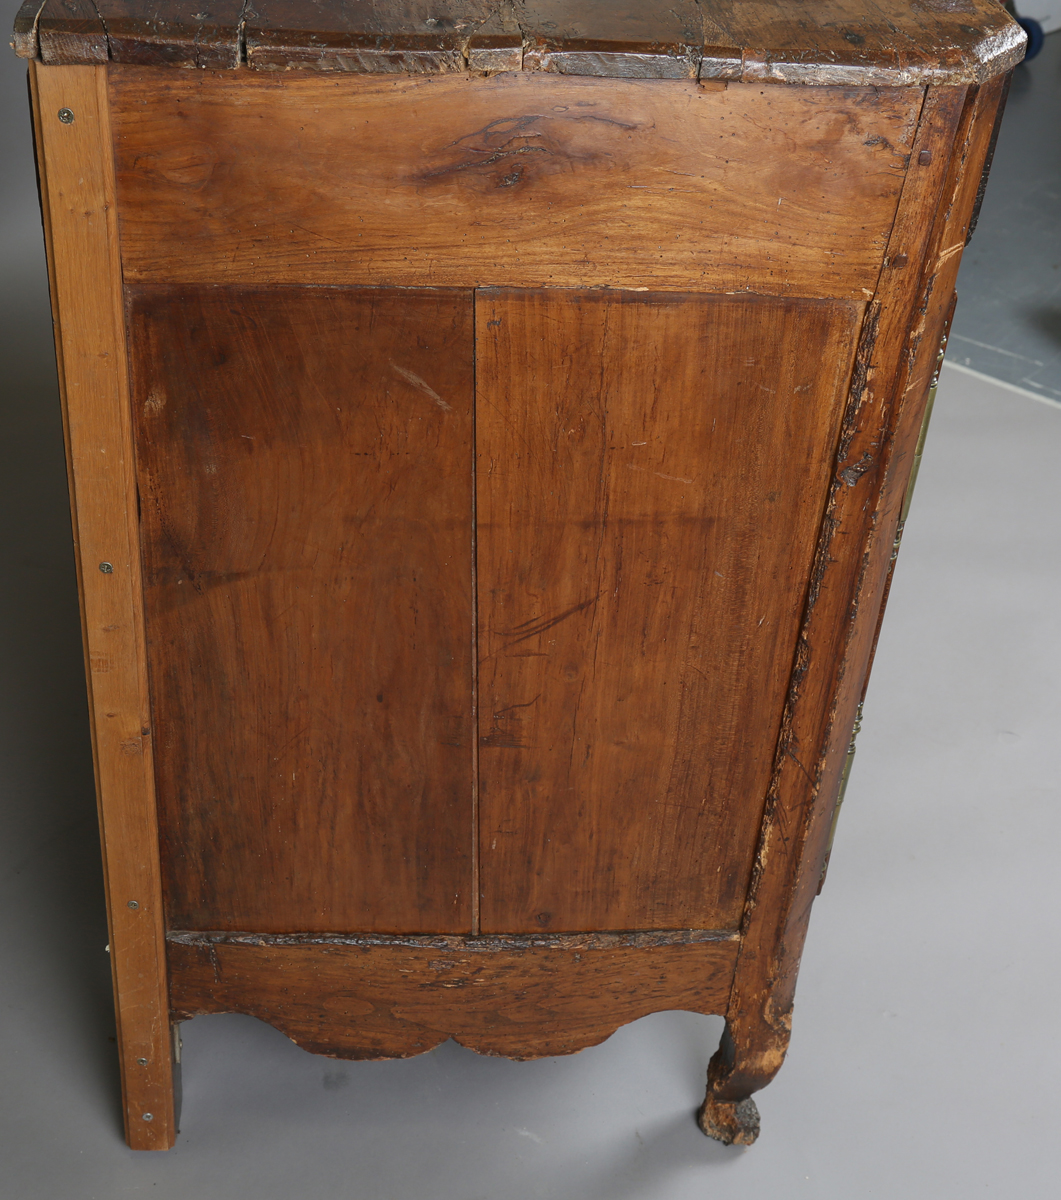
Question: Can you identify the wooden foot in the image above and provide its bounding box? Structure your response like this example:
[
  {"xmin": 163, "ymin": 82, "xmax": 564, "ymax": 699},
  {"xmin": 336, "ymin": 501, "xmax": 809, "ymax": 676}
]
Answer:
[
  {"xmin": 697, "ymin": 1093, "xmax": 761, "ymax": 1146},
  {"xmin": 696, "ymin": 1016, "xmax": 789, "ymax": 1146}
]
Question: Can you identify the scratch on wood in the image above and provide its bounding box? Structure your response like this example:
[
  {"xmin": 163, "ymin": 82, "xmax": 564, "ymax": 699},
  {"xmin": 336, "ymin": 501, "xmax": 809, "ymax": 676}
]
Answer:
[
  {"xmin": 494, "ymin": 595, "xmax": 600, "ymax": 649},
  {"xmin": 390, "ymin": 362, "xmax": 452, "ymax": 410}
]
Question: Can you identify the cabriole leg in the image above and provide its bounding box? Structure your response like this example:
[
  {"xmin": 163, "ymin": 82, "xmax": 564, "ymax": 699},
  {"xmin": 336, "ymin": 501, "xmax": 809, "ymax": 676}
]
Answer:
[{"xmin": 697, "ymin": 1015, "xmax": 791, "ymax": 1146}]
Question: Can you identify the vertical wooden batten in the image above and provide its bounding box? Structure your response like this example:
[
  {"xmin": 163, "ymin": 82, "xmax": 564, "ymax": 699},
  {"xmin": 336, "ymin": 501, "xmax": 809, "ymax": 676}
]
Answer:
[{"xmin": 29, "ymin": 62, "xmax": 176, "ymax": 1151}]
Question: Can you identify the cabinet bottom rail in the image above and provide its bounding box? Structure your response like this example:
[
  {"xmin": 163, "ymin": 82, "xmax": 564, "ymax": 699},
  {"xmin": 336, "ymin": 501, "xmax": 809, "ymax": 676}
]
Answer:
[{"xmin": 166, "ymin": 928, "xmax": 740, "ymax": 1060}]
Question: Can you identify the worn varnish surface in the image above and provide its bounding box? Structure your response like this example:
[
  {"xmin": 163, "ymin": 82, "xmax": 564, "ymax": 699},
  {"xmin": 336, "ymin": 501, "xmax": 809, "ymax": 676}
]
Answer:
[
  {"xmin": 476, "ymin": 289, "xmax": 862, "ymax": 934},
  {"xmin": 129, "ymin": 285, "xmax": 475, "ymax": 933},
  {"xmin": 109, "ymin": 69, "xmax": 919, "ymax": 300},
  {"xmin": 13, "ymin": 0, "xmax": 1025, "ymax": 85},
  {"xmin": 242, "ymin": 0, "xmax": 703, "ymax": 76},
  {"xmin": 29, "ymin": 62, "xmax": 176, "ymax": 1152},
  {"xmin": 167, "ymin": 929, "xmax": 739, "ymax": 1059}
]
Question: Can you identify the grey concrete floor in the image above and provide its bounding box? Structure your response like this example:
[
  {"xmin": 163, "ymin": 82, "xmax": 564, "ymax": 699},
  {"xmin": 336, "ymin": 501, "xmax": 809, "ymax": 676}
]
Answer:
[{"xmin": 3, "ymin": 12, "xmax": 1061, "ymax": 1198}]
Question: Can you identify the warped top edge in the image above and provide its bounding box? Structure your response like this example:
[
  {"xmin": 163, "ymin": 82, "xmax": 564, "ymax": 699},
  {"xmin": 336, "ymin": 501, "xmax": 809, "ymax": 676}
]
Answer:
[{"xmin": 12, "ymin": 0, "xmax": 1026, "ymax": 86}]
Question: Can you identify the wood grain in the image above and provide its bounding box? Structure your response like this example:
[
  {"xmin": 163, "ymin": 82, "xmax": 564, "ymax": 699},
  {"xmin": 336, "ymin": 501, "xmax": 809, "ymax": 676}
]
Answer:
[
  {"xmin": 167, "ymin": 929, "xmax": 739, "ymax": 1059},
  {"xmin": 109, "ymin": 68, "xmax": 920, "ymax": 299},
  {"xmin": 30, "ymin": 62, "xmax": 176, "ymax": 1152},
  {"xmin": 476, "ymin": 289, "xmax": 863, "ymax": 934},
  {"xmin": 128, "ymin": 285, "xmax": 476, "ymax": 934},
  {"xmin": 704, "ymin": 77, "xmax": 1007, "ymax": 1125},
  {"xmin": 14, "ymin": 0, "xmax": 1026, "ymax": 85}
]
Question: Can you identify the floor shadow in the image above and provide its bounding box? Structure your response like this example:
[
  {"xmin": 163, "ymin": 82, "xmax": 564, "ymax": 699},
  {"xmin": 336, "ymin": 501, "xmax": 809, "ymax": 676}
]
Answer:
[
  {"xmin": 0, "ymin": 258, "xmax": 124, "ymax": 1134},
  {"xmin": 1024, "ymin": 304, "xmax": 1061, "ymax": 349},
  {"xmin": 557, "ymin": 1110, "xmax": 745, "ymax": 1200}
]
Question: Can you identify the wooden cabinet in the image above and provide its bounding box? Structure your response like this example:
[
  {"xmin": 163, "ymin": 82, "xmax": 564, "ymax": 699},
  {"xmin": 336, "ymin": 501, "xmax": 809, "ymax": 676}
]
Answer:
[{"xmin": 14, "ymin": 0, "xmax": 1023, "ymax": 1151}]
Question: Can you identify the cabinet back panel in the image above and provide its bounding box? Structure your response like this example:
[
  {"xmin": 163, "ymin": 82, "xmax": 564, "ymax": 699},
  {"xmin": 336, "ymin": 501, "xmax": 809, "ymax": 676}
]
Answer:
[
  {"xmin": 476, "ymin": 289, "xmax": 862, "ymax": 933},
  {"xmin": 129, "ymin": 285, "xmax": 475, "ymax": 933},
  {"xmin": 109, "ymin": 67, "xmax": 920, "ymax": 300}
]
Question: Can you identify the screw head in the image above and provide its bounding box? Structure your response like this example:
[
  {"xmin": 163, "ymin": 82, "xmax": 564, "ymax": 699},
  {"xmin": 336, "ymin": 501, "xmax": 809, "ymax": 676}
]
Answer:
[
  {"xmin": 99, "ymin": 562, "xmax": 114, "ymax": 574},
  {"xmin": 127, "ymin": 900, "xmax": 139, "ymax": 909},
  {"xmin": 137, "ymin": 1057, "xmax": 148, "ymax": 1066},
  {"xmin": 57, "ymin": 108, "xmax": 75, "ymax": 124},
  {"xmin": 142, "ymin": 1112, "xmax": 154, "ymax": 1122}
]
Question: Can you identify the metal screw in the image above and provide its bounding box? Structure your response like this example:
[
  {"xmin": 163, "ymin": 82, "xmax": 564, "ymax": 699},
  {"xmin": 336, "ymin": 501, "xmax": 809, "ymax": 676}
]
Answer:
[
  {"xmin": 127, "ymin": 900, "xmax": 139, "ymax": 909},
  {"xmin": 142, "ymin": 1113, "xmax": 154, "ymax": 1122},
  {"xmin": 57, "ymin": 108, "xmax": 75, "ymax": 124},
  {"xmin": 137, "ymin": 1057, "xmax": 148, "ymax": 1066},
  {"xmin": 99, "ymin": 562, "xmax": 113, "ymax": 574}
]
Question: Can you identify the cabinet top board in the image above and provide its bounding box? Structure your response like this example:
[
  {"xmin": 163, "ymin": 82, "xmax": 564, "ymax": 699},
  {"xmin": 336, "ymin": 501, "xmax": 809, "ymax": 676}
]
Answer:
[{"xmin": 13, "ymin": 0, "xmax": 1024, "ymax": 85}]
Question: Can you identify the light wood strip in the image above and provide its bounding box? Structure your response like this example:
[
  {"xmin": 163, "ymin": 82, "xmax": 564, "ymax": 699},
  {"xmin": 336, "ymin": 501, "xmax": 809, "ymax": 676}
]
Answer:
[{"xmin": 31, "ymin": 62, "xmax": 176, "ymax": 1152}]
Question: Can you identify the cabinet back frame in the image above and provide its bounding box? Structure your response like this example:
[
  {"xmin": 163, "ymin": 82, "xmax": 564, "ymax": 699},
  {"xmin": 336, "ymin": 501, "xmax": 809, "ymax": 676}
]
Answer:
[{"xmin": 27, "ymin": 51, "xmax": 1005, "ymax": 1148}]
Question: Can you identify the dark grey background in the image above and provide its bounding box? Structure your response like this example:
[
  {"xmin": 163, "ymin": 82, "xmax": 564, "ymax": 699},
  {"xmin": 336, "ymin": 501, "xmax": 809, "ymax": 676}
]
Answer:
[
  {"xmin": 2, "ymin": 8, "xmax": 1059, "ymax": 1195},
  {"xmin": 948, "ymin": 33, "xmax": 1061, "ymax": 401}
]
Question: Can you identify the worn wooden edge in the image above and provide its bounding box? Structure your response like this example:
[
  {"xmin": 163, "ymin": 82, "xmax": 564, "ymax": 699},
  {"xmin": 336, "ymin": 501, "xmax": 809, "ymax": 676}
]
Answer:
[
  {"xmin": 12, "ymin": 2, "xmax": 1026, "ymax": 86},
  {"xmin": 853, "ymin": 60, "xmax": 1009, "ymax": 718},
  {"xmin": 167, "ymin": 933, "xmax": 740, "ymax": 1060},
  {"xmin": 29, "ymin": 60, "xmax": 176, "ymax": 1152},
  {"xmin": 713, "ymin": 77, "xmax": 1007, "ymax": 1106},
  {"xmin": 168, "ymin": 928, "xmax": 739, "ymax": 951},
  {"xmin": 772, "ymin": 79, "xmax": 1011, "ymax": 996},
  {"xmin": 852, "ymin": 290, "xmax": 958, "ymax": 716},
  {"xmin": 12, "ymin": 0, "xmax": 45, "ymax": 58}
]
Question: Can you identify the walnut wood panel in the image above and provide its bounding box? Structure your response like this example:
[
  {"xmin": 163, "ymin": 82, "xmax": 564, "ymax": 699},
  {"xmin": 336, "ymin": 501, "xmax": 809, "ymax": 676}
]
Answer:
[
  {"xmin": 29, "ymin": 62, "xmax": 176, "ymax": 1152},
  {"xmin": 14, "ymin": 0, "xmax": 1026, "ymax": 85},
  {"xmin": 476, "ymin": 289, "xmax": 863, "ymax": 934},
  {"xmin": 167, "ymin": 929, "xmax": 740, "ymax": 1059},
  {"xmin": 128, "ymin": 285, "xmax": 475, "ymax": 933},
  {"xmin": 108, "ymin": 68, "xmax": 922, "ymax": 300},
  {"xmin": 701, "ymin": 81, "xmax": 1007, "ymax": 1137}
]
